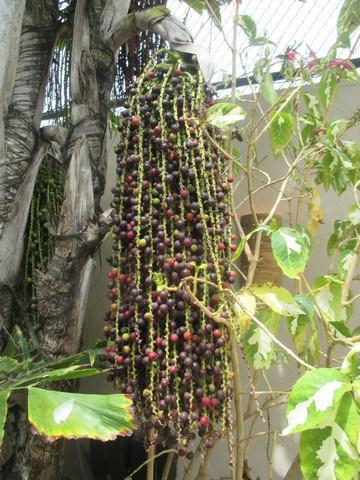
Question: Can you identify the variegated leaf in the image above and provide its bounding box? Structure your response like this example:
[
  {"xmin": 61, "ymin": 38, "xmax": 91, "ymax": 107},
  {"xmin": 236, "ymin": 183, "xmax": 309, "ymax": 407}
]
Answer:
[{"xmin": 299, "ymin": 393, "xmax": 359, "ymax": 480}]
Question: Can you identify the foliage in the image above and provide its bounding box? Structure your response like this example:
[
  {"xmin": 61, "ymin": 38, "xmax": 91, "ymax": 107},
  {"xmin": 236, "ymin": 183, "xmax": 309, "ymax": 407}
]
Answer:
[
  {"xmin": 171, "ymin": 0, "xmax": 360, "ymax": 477},
  {"xmin": 0, "ymin": 330, "xmax": 135, "ymax": 447}
]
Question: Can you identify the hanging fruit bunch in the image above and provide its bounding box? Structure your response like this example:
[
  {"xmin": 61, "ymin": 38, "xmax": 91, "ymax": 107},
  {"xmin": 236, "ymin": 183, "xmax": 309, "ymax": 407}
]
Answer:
[
  {"xmin": 104, "ymin": 54, "xmax": 236, "ymax": 456},
  {"xmin": 19, "ymin": 161, "xmax": 63, "ymax": 330}
]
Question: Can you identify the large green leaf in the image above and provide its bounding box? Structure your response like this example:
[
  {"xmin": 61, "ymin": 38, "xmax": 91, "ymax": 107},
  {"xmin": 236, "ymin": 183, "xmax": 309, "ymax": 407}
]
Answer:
[
  {"xmin": 299, "ymin": 393, "xmax": 359, "ymax": 480},
  {"xmin": 206, "ymin": 102, "xmax": 246, "ymax": 130},
  {"xmin": 270, "ymin": 112, "xmax": 294, "ymax": 154},
  {"xmin": 283, "ymin": 369, "xmax": 351, "ymax": 435},
  {"xmin": 0, "ymin": 390, "xmax": 10, "ymax": 446},
  {"xmin": 271, "ymin": 227, "xmax": 311, "ymax": 279},
  {"xmin": 313, "ymin": 276, "xmax": 349, "ymax": 326},
  {"xmin": 28, "ymin": 387, "xmax": 135, "ymax": 441},
  {"xmin": 251, "ymin": 284, "xmax": 304, "ymax": 316}
]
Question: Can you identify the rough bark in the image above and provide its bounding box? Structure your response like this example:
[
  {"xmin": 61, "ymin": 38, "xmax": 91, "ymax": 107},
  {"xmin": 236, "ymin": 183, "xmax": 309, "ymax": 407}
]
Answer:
[
  {"xmin": 38, "ymin": 134, "xmax": 97, "ymax": 360},
  {"xmin": 0, "ymin": 0, "xmax": 59, "ymax": 346},
  {"xmin": 0, "ymin": 0, "xmax": 26, "ymax": 170}
]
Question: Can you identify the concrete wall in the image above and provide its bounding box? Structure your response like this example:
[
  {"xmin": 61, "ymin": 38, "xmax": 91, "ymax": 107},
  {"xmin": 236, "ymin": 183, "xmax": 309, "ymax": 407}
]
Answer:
[{"xmin": 66, "ymin": 81, "xmax": 360, "ymax": 480}]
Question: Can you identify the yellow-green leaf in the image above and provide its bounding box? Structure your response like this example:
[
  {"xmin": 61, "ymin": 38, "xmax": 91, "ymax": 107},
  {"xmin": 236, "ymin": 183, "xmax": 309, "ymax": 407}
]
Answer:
[
  {"xmin": 28, "ymin": 387, "xmax": 135, "ymax": 441},
  {"xmin": 251, "ymin": 284, "xmax": 304, "ymax": 316},
  {"xmin": 206, "ymin": 102, "xmax": 246, "ymax": 130},
  {"xmin": 233, "ymin": 290, "xmax": 256, "ymax": 334}
]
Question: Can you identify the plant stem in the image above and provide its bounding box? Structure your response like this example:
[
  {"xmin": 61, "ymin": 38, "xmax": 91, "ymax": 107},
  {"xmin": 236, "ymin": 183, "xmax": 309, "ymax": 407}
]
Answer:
[
  {"xmin": 269, "ymin": 431, "xmax": 277, "ymax": 480},
  {"xmin": 230, "ymin": 332, "xmax": 244, "ymax": 480},
  {"xmin": 147, "ymin": 428, "xmax": 156, "ymax": 480},
  {"xmin": 128, "ymin": 448, "xmax": 177, "ymax": 479},
  {"xmin": 161, "ymin": 451, "xmax": 175, "ymax": 480},
  {"xmin": 183, "ymin": 447, "xmax": 201, "ymax": 480},
  {"xmin": 199, "ymin": 448, "xmax": 212, "ymax": 480}
]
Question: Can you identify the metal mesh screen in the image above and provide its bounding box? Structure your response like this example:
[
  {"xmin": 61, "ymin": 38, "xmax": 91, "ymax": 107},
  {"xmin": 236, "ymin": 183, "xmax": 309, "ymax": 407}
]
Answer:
[
  {"xmin": 43, "ymin": 0, "xmax": 356, "ymax": 121},
  {"xmin": 167, "ymin": 0, "xmax": 357, "ymax": 82}
]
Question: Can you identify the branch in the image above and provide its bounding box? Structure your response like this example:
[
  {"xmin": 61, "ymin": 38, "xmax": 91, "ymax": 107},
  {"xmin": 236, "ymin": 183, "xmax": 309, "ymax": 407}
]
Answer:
[
  {"xmin": 230, "ymin": 332, "xmax": 244, "ymax": 480},
  {"xmin": 127, "ymin": 448, "xmax": 177, "ymax": 479},
  {"xmin": 160, "ymin": 451, "xmax": 175, "ymax": 480}
]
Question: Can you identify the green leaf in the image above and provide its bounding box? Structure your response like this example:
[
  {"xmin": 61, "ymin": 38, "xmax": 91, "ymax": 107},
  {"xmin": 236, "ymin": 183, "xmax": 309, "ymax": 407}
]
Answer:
[
  {"xmin": 3, "ymin": 326, "xmax": 31, "ymax": 359},
  {"xmin": 206, "ymin": 102, "xmax": 246, "ymax": 130},
  {"xmin": 262, "ymin": 73, "xmax": 278, "ymax": 106},
  {"xmin": 308, "ymin": 328, "xmax": 321, "ymax": 365},
  {"xmin": 0, "ymin": 356, "xmax": 19, "ymax": 374},
  {"xmin": 337, "ymin": 0, "xmax": 360, "ymax": 48},
  {"xmin": 341, "ymin": 344, "xmax": 360, "ymax": 378},
  {"xmin": 236, "ymin": 14, "xmax": 257, "ymax": 40},
  {"xmin": 283, "ymin": 369, "xmax": 351, "ymax": 435},
  {"xmin": 330, "ymin": 321, "xmax": 352, "ymax": 338},
  {"xmin": 251, "ymin": 284, "xmax": 304, "ymax": 316},
  {"xmin": 313, "ymin": 276, "xmax": 347, "ymax": 325},
  {"xmin": 244, "ymin": 309, "xmax": 280, "ymax": 370},
  {"xmin": 287, "ymin": 295, "xmax": 314, "ymax": 357},
  {"xmin": 11, "ymin": 366, "xmax": 102, "ymax": 389},
  {"xmin": 0, "ymin": 390, "xmax": 10, "ymax": 446},
  {"xmin": 182, "ymin": 0, "xmax": 206, "ymax": 14},
  {"xmin": 319, "ymin": 70, "xmax": 338, "ymax": 109},
  {"xmin": 205, "ymin": 0, "xmax": 222, "ymax": 28},
  {"xmin": 303, "ymin": 93, "xmax": 322, "ymax": 122},
  {"xmin": 27, "ymin": 387, "xmax": 135, "ymax": 441},
  {"xmin": 233, "ymin": 290, "xmax": 256, "ymax": 335},
  {"xmin": 348, "ymin": 204, "xmax": 360, "ymax": 225},
  {"xmin": 328, "ymin": 119, "xmax": 349, "ymax": 140},
  {"xmin": 299, "ymin": 393, "xmax": 359, "ymax": 480},
  {"xmin": 270, "ymin": 112, "xmax": 294, "ymax": 154},
  {"xmin": 338, "ymin": 248, "xmax": 356, "ymax": 279},
  {"xmin": 271, "ymin": 227, "xmax": 311, "ymax": 279},
  {"xmin": 232, "ymin": 224, "xmax": 272, "ymax": 262},
  {"xmin": 251, "ymin": 36, "xmax": 275, "ymax": 46},
  {"xmin": 254, "ymin": 58, "xmax": 278, "ymax": 105}
]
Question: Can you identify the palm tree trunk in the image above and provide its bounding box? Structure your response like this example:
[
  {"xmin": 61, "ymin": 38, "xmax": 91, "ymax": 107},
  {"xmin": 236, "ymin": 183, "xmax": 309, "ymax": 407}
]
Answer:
[{"xmin": 0, "ymin": 0, "xmax": 59, "ymax": 349}]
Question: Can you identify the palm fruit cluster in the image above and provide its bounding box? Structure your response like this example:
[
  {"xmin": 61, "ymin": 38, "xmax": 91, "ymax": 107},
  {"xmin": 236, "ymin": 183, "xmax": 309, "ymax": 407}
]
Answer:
[
  {"xmin": 20, "ymin": 162, "xmax": 63, "ymax": 330},
  {"xmin": 103, "ymin": 56, "xmax": 236, "ymax": 456}
]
